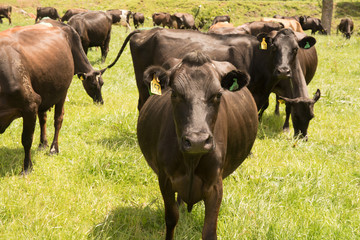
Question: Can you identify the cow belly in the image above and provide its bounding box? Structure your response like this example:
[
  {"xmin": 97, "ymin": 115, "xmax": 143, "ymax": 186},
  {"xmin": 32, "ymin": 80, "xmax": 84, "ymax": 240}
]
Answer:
[{"xmin": 0, "ymin": 108, "xmax": 21, "ymax": 133}]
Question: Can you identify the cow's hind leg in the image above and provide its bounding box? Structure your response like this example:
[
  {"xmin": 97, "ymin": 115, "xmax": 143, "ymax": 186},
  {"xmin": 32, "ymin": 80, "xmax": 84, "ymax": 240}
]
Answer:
[
  {"xmin": 21, "ymin": 107, "xmax": 38, "ymax": 174},
  {"xmin": 203, "ymin": 177, "xmax": 223, "ymax": 240},
  {"xmin": 38, "ymin": 111, "xmax": 48, "ymax": 150},
  {"xmin": 49, "ymin": 100, "xmax": 65, "ymax": 155},
  {"xmin": 159, "ymin": 172, "xmax": 179, "ymax": 240},
  {"xmin": 275, "ymin": 94, "xmax": 280, "ymax": 115},
  {"xmin": 101, "ymin": 33, "xmax": 111, "ymax": 63}
]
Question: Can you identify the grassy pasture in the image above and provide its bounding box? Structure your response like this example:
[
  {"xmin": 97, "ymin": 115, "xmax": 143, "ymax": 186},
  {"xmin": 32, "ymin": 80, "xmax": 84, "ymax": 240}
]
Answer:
[{"xmin": 1, "ymin": 1, "xmax": 360, "ymax": 239}]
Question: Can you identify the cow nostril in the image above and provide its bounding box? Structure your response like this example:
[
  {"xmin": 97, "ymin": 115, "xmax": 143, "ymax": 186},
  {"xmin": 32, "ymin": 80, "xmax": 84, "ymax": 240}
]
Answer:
[
  {"xmin": 205, "ymin": 135, "xmax": 213, "ymax": 145},
  {"xmin": 183, "ymin": 138, "xmax": 191, "ymax": 148}
]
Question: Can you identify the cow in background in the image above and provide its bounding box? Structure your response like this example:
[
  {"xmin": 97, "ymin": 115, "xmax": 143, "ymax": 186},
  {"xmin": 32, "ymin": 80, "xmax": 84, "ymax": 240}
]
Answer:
[
  {"xmin": 0, "ymin": 5, "xmax": 12, "ymax": 24},
  {"xmin": 35, "ymin": 7, "xmax": 60, "ymax": 23},
  {"xmin": 137, "ymin": 51, "xmax": 258, "ymax": 239},
  {"xmin": 211, "ymin": 15, "xmax": 230, "ymax": 26},
  {"xmin": 0, "ymin": 20, "xmax": 105, "ymax": 173},
  {"xmin": 61, "ymin": 8, "xmax": 88, "ymax": 22},
  {"xmin": 132, "ymin": 12, "xmax": 144, "ymax": 29},
  {"xmin": 261, "ymin": 17, "xmax": 304, "ymax": 32},
  {"xmin": 106, "ymin": 9, "xmax": 132, "ymax": 32},
  {"xmin": 337, "ymin": 18, "xmax": 354, "ymax": 39},
  {"xmin": 299, "ymin": 16, "xmax": 327, "ymax": 35},
  {"xmin": 273, "ymin": 14, "xmax": 300, "ymax": 23},
  {"xmin": 152, "ymin": 12, "xmax": 172, "ymax": 28},
  {"xmin": 68, "ymin": 11, "xmax": 113, "ymax": 63}
]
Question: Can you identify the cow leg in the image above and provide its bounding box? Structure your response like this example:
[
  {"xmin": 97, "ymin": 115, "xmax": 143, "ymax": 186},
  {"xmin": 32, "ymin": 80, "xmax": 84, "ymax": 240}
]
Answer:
[
  {"xmin": 101, "ymin": 34, "xmax": 111, "ymax": 63},
  {"xmin": 258, "ymin": 99, "xmax": 269, "ymax": 121},
  {"xmin": 38, "ymin": 110, "xmax": 48, "ymax": 150},
  {"xmin": 283, "ymin": 103, "xmax": 291, "ymax": 132},
  {"xmin": 159, "ymin": 172, "xmax": 179, "ymax": 240},
  {"xmin": 49, "ymin": 100, "xmax": 65, "ymax": 155},
  {"xmin": 21, "ymin": 110, "xmax": 38, "ymax": 174},
  {"xmin": 202, "ymin": 177, "xmax": 223, "ymax": 240},
  {"xmin": 275, "ymin": 94, "xmax": 280, "ymax": 115}
]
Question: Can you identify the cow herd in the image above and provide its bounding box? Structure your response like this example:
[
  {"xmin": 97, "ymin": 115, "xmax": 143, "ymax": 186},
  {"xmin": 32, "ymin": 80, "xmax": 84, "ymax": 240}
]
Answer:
[{"xmin": 0, "ymin": 4, "xmax": 358, "ymax": 240}]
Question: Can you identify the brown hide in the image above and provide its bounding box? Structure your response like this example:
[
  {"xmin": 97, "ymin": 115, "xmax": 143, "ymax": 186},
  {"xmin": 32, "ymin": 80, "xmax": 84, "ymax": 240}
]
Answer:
[{"xmin": 261, "ymin": 17, "xmax": 304, "ymax": 32}]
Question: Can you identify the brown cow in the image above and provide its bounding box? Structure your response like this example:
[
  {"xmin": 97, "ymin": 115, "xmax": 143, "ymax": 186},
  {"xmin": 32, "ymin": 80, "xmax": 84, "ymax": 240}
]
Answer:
[
  {"xmin": 152, "ymin": 12, "xmax": 172, "ymax": 28},
  {"xmin": 211, "ymin": 15, "xmax": 230, "ymax": 26},
  {"xmin": 337, "ymin": 18, "xmax": 354, "ymax": 39},
  {"xmin": 261, "ymin": 17, "xmax": 304, "ymax": 32},
  {"xmin": 106, "ymin": 9, "xmax": 132, "ymax": 31},
  {"xmin": 208, "ymin": 22, "xmax": 234, "ymax": 31},
  {"xmin": 35, "ymin": 7, "xmax": 60, "ymax": 23},
  {"xmin": 61, "ymin": 8, "xmax": 88, "ymax": 22},
  {"xmin": 0, "ymin": 5, "xmax": 11, "ymax": 24},
  {"xmin": 137, "ymin": 51, "xmax": 258, "ymax": 239},
  {"xmin": 299, "ymin": 16, "xmax": 327, "ymax": 35},
  {"xmin": 132, "ymin": 12, "xmax": 145, "ymax": 29},
  {"xmin": 238, "ymin": 21, "xmax": 284, "ymax": 36},
  {"xmin": 68, "ymin": 11, "xmax": 113, "ymax": 63},
  {"xmin": 0, "ymin": 20, "xmax": 105, "ymax": 173},
  {"xmin": 171, "ymin": 13, "xmax": 196, "ymax": 30}
]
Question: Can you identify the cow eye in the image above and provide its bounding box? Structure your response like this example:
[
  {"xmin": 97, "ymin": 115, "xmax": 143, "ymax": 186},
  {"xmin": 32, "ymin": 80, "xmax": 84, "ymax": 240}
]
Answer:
[
  {"xmin": 292, "ymin": 47, "xmax": 298, "ymax": 54},
  {"xmin": 210, "ymin": 92, "xmax": 222, "ymax": 102}
]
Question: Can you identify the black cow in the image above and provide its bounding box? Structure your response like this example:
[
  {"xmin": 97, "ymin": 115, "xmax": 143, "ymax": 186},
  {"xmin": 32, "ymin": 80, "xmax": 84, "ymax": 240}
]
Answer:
[
  {"xmin": 0, "ymin": 20, "xmax": 105, "ymax": 173},
  {"xmin": 299, "ymin": 16, "xmax": 327, "ymax": 35},
  {"xmin": 211, "ymin": 15, "xmax": 230, "ymax": 26},
  {"xmin": 61, "ymin": 8, "xmax": 88, "ymax": 22},
  {"xmin": 68, "ymin": 11, "xmax": 112, "ymax": 63},
  {"xmin": 137, "ymin": 51, "xmax": 258, "ymax": 239},
  {"xmin": 107, "ymin": 28, "xmax": 319, "ymax": 139},
  {"xmin": 132, "ymin": 12, "xmax": 144, "ymax": 29},
  {"xmin": 337, "ymin": 18, "xmax": 354, "ymax": 39},
  {"xmin": 171, "ymin": 13, "xmax": 196, "ymax": 30},
  {"xmin": 0, "ymin": 5, "xmax": 12, "ymax": 24},
  {"xmin": 106, "ymin": 9, "xmax": 132, "ymax": 31},
  {"xmin": 35, "ymin": 7, "xmax": 60, "ymax": 23}
]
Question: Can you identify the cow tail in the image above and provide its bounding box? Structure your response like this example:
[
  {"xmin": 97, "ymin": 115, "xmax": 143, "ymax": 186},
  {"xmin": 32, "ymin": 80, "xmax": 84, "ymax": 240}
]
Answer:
[{"xmin": 105, "ymin": 30, "xmax": 141, "ymax": 70}]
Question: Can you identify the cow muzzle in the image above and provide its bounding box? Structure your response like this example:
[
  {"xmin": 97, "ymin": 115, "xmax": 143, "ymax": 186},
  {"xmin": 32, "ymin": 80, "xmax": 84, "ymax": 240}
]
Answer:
[
  {"xmin": 275, "ymin": 66, "xmax": 291, "ymax": 79},
  {"xmin": 181, "ymin": 132, "xmax": 214, "ymax": 154}
]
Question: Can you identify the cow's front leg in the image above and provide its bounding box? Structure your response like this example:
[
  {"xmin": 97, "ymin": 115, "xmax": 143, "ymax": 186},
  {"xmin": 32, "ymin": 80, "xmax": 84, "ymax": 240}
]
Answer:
[
  {"xmin": 159, "ymin": 172, "xmax": 179, "ymax": 240},
  {"xmin": 38, "ymin": 111, "xmax": 48, "ymax": 150},
  {"xmin": 283, "ymin": 102, "xmax": 291, "ymax": 132},
  {"xmin": 202, "ymin": 177, "xmax": 223, "ymax": 240},
  {"xmin": 50, "ymin": 101, "xmax": 65, "ymax": 155}
]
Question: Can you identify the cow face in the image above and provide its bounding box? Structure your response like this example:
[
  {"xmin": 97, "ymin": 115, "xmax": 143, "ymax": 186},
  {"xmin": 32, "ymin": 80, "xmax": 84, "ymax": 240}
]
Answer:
[
  {"xmin": 143, "ymin": 52, "xmax": 249, "ymax": 154},
  {"xmin": 77, "ymin": 70, "xmax": 104, "ymax": 104},
  {"xmin": 280, "ymin": 89, "xmax": 320, "ymax": 140},
  {"xmin": 257, "ymin": 29, "xmax": 316, "ymax": 80}
]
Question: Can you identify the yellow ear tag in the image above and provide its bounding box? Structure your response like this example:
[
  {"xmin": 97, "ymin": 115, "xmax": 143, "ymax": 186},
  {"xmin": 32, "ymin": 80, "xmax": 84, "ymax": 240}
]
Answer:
[
  {"xmin": 80, "ymin": 76, "xmax": 84, "ymax": 81},
  {"xmin": 150, "ymin": 75, "xmax": 162, "ymax": 95},
  {"xmin": 278, "ymin": 99, "xmax": 285, "ymax": 104},
  {"xmin": 260, "ymin": 38, "xmax": 267, "ymax": 50}
]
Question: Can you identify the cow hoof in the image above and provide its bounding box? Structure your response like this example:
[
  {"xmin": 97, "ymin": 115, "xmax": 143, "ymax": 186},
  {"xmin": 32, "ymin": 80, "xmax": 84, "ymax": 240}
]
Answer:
[
  {"xmin": 38, "ymin": 143, "xmax": 48, "ymax": 150},
  {"xmin": 283, "ymin": 127, "xmax": 290, "ymax": 132},
  {"xmin": 49, "ymin": 147, "xmax": 59, "ymax": 155}
]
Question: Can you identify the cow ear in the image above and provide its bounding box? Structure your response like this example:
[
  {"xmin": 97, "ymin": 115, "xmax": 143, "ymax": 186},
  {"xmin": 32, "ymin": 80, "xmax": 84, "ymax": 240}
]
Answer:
[
  {"xmin": 221, "ymin": 70, "xmax": 250, "ymax": 92},
  {"xmin": 298, "ymin": 36, "xmax": 316, "ymax": 49},
  {"xmin": 77, "ymin": 73, "xmax": 86, "ymax": 81},
  {"xmin": 313, "ymin": 89, "xmax": 321, "ymax": 103},
  {"xmin": 143, "ymin": 66, "xmax": 169, "ymax": 94}
]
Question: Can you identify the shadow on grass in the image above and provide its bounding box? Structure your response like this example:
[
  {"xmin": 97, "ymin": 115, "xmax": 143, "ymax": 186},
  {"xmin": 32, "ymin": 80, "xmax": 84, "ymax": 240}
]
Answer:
[
  {"xmin": 257, "ymin": 112, "xmax": 285, "ymax": 140},
  {"xmin": 97, "ymin": 124, "xmax": 138, "ymax": 150},
  {"xmin": 88, "ymin": 205, "xmax": 165, "ymax": 240},
  {"xmin": 0, "ymin": 147, "xmax": 23, "ymax": 177},
  {"xmin": 335, "ymin": 2, "xmax": 360, "ymax": 18}
]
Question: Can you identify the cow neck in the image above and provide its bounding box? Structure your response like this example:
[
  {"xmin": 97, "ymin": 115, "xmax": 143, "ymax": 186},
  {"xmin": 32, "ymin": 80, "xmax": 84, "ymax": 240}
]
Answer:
[
  {"xmin": 182, "ymin": 153, "xmax": 202, "ymax": 209},
  {"xmin": 290, "ymin": 59, "xmax": 309, "ymax": 98},
  {"xmin": 73, "ymin": 49, "xmax": 93, "ymax": 74}
]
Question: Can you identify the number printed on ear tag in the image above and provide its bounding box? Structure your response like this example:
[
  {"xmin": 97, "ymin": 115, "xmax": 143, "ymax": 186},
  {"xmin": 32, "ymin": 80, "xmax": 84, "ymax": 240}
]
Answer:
[{"xmin": 150, "ymin": 76, "xmax": 162, "ymax": 95}]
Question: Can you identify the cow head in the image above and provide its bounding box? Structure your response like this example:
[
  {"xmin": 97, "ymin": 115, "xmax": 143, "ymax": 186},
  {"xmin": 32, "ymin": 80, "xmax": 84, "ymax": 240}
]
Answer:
[
  {"xmin": 77, "ymin": 69, "xmax": 105, "ymax": 104},
  {"xmin": 279, "ymin": 89, "xmax": 320, "ymax": 140},
  {"xmin": 257, "ymin": 28, "xmax": 316, "ymax": 80},
  {"xmin": 143, "ymin": 51, "xmax": 249, "ymax": 155}
]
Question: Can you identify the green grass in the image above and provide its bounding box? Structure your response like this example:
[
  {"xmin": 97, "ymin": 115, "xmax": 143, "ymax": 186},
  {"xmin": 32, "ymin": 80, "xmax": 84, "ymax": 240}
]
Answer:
[{"xmin": 1, "ymin": 1, "xmax": 360, "ymax": 239}]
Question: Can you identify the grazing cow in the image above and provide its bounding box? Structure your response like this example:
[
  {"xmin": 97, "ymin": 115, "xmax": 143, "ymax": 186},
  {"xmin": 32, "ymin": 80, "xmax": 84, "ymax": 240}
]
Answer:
[
  {"xmin": 337, "ymin": 18, "xmax": 354, "ymax": 39},
  {"xmin": 0, "ymin": 5, "xmax": 12, "ymax": 24},
  {"xmin": 208, "ymin": 25, "xmax": 247, "ymax": 35},
  {"xmin": 35, "ymin": 7, "xmax": 60, "ymax": 23},
  {"xmin": 273, "ymin": 14, "xmax": 300, "ymax": 23},
  {"xmin": 137, "ymin": 51, "xmax": 258, "ymax": 239},
  {"xmin": 61, "ymin": 8, "xmax": 88, "ymax": 22},
  {"xmin": 132, "ymin": 12, "xmax": 144, "ymax": 29},
  {"xmin": 299, "ymin": 16, "xmax": 327, "ymax": 35},
  {"xmin": 107, "ymin": 27, "xmax": 319, "ymax": 139},
  {"xmin": 68, "ymin": 11, "xmax": 112, "ymax": 63},
  {"xmin": 0, "ymin": 21, "xmax": 105, "ymax": 173},
  {"xmin": 261, "ymin": 17, "xmax": 304, "ymax": 32},
  {"xmin": 211, "ymin": 15, "xmax": 230, "ymax": 26},
  {"xmin": 152, "ymin": 12, "xmax": 172, "ymax": 28},
  {"xmin": 106, "ymin": 9, "xmax": 132, "ymax": 32},
  {"xmin": 171, "ymin": 13, "xmax": 197, "ymax": 30}
]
